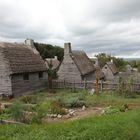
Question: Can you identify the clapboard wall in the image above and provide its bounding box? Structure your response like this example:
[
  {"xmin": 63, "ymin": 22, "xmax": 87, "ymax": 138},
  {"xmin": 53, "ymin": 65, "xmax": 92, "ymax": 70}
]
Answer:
[
  {"xmin": 11, "ymin": 72, "xmax": 48, "ymax": 97},
  {"xmin": 0, "ymin": 50, "xmax": 12, "ymax": 95},
  {"xmin": 58, "ymin": 54, "xmax": 82, "ymax": 81}
]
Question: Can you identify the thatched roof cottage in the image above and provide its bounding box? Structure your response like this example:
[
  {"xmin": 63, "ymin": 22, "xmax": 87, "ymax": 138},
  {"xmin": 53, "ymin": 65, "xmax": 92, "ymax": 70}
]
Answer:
[
  {"xmin": 45, "ymin": 56, "xmax": 60, "ymax": 70},
  {"xmin": 0, "ymin": 39, "xmax": 47, "ymax": 97},
  {"xmin": 102, "ymin": 60, "xmax": 118, "ymax": 80},
  {"xmin": 57, "ymin": 43, "xmax": 96, "ymax": 81}
]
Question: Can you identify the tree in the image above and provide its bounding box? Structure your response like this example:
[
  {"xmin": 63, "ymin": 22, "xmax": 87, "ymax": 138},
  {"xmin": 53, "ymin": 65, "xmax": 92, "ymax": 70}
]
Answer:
[
  {"xmin": 34, "ymin": 42, "xmax": 64, "ymax": 61},
  {"xmin": 47, "ymin": 60, "xmax": 58, "ymax": 89},
  {"xmin": 95, "ymin": 53, "xmax": 127, "ymax": 71}
]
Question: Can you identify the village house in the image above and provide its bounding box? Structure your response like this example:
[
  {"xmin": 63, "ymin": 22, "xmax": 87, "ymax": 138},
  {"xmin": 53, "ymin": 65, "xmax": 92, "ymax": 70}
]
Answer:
[
  {"xmin": 57, "ymin": 43, "xmax": 96, "ymax": 81},
  {"xmin": 45, "ymin": 56, "xmax": 60, "ymax": 71},
  {"xmin": 102, "ymin": 60, "xmax": 118, "ymax": 80},
  {"xmin": 0, "ymin": 39, "xmax": 47, "ymax": 97}
]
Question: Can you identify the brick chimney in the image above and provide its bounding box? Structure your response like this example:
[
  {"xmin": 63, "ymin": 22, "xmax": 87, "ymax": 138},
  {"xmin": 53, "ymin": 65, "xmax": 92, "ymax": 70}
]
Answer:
[{"xmin": 64, "ymin": 43, "xmax": 72, "ymax": 55}]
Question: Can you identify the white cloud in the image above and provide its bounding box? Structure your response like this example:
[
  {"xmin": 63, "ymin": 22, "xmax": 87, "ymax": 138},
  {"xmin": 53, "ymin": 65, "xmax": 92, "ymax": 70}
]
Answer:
[{"xmin": 0, "ymin": 0, "xmax": 140, "ymax": 58}]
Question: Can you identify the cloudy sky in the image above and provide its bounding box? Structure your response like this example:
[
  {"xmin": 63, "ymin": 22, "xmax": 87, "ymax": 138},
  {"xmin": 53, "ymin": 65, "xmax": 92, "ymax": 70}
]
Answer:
[{"xmin": 0, "ymin": 0, "xmax": 140, "ymax": 58}]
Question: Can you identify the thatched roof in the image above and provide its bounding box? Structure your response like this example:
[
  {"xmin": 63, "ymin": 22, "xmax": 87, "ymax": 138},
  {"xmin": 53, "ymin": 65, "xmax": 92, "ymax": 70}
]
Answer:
[
  {"xmin": 0, "ymin": 42, "xmax": 47, "ymax": 74},
  {"xmin": 106, "ymin": 62, "xmax": 118, "ymax": 74},
  {"xmin": 71, "ymin": 50, "xmax": 95, "ymax": 75},
  {"xmin": 95, "ymin": 65, "xmax": 105, "ymax": 79},
  {"xmin": 45, "ymin": 57, "xmax": 60, "ymax": 70}
]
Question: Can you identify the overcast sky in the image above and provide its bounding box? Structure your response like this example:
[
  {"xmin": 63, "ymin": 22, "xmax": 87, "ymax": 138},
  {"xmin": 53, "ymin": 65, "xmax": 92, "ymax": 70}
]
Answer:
[{"xmin": 0, "ymin": 0, "xmax": 140, "ymax": 58}]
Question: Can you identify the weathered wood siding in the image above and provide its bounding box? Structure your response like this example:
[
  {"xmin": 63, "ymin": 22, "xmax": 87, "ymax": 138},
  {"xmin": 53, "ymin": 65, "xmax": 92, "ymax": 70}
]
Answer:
[
  {"xmin": 0, "ymin": 50, "xmax": 12, "ymax": 95},
  {"xmin": 11, "ymin": 72, "xmax": 48, "ymax": 96},
  {"xmin": 83, "ymin": 72, "xmax": 96, "ymax": 81},
  {"xmin": 102, "ymin": 64, "xmax": 114, "ymax": 80},
  {"xmin": 58, "ymin": 54, "xmax": 82, "ymax": 81}
]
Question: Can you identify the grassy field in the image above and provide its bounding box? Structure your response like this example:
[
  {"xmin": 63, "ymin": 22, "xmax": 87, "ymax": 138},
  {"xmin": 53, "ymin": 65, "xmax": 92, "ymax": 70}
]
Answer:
[
  {"xmin": 16, "ymin": 89, "xmax": 140, "ymax": 107},
  {"xmin": 0, "ymin": 109, "xmax": 140, "ymax": 140},
  {"xmin": 0, "ymin": 89, "xmax": 140, "ymax": 140}
]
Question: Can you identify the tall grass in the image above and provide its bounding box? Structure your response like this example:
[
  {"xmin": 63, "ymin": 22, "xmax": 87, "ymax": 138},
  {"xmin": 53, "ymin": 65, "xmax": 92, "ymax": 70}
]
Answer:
[{"xmin": 0, "ymin": 110, "xmax": 140, "ymax": 140}]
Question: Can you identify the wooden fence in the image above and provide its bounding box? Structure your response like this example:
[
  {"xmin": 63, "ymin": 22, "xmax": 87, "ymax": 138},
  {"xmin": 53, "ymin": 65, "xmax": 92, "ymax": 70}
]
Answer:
[{"xmin": 52, "ymin": 80, "xmax": 140, "ymax": 92}]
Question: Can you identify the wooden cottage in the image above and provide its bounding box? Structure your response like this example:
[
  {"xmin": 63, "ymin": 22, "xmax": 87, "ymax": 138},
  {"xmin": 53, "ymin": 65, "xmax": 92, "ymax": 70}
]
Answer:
[
  {"xmin": 102, "ymin": 60, "xmax": 118, "ymax": 80},
  {"xmin": 0, "ymin": 39, "xmax": 47, "ymax": 97},
  {"xmin": 57, "ymin": 43, "xmax": 96, "ymax": 81},
  {"xmin": 45, "ymin": 56, "xmax": 60, "ymax": 70}
]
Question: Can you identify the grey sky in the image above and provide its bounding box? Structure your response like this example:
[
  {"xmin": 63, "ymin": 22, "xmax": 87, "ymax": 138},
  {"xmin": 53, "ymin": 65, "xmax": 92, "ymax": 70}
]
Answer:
[{"xmin": 0, "ymin": 0, "xmax": 140, "ymax": 58}]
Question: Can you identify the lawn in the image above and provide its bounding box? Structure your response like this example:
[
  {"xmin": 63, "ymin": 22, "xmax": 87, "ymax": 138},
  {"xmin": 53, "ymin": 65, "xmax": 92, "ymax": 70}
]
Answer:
[{"xmin": 0, "ymin": 109, "xmax": 140, "ymax": 140}]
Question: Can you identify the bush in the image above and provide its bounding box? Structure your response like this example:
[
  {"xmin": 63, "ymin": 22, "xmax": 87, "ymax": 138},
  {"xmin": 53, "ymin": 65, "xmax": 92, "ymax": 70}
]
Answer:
[
  {"xmin": 10, "ymin": 101, "xmax": 25, "ymax": 121},
  {"xmin": 103, "ymin": 106, "xmax": 121, "ymax": 115},
  {"xmin": 61, "ymin": 97, "xmax": 86, "ymax": 108},
  {"xmin": 19, "ymin": 95, "xmax": 38, "ymax": 104},
  {"xmin": 30, "ymin": 102, "xmax": 51, "ymax": 124},
  {"xmin": 50, "ymin": 101, "xmax": 66, "ymax": 115}
]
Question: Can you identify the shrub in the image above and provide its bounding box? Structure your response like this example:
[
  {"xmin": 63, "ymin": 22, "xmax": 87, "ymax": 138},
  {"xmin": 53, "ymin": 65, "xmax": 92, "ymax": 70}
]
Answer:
[
  {"xmin": 61, "ymin": 97, "xmax": 86, "ymax": 108},
  {"xmin": 50, "ymin": 101, "xmax": 66, "ymax": 115},
  {"xmin": 30, "ymin": 102, "xmax": 50, "ymax": 124},
  {"xmin": 10, "ymin": 101, "xmax": 25, "ymax": 121},
  {"xmin": 19, "ymin": 95, "xmax": 38, "ymax": 104}
]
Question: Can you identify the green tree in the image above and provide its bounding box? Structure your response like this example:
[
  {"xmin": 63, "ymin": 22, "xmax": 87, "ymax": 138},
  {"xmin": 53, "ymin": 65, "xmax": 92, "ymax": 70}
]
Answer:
[
  {"xmin": 47, "ymin": 60, "xmax": 58, "ymax": 89},
  {"xmin": 95, "ymin": 53, "xmax": 127, "ymax": 71},
  {"xmin": 34, "ymin": 42, "xmax": 64, "ymax": 61}
]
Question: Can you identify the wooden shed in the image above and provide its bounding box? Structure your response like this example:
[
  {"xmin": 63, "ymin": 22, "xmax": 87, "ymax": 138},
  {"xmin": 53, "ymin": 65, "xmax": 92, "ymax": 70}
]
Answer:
[
  {"xmin": 0, "ymin": 39, "xmax": 47, "ymax": 97},
  {"xmin": 57, "ymin": 43, "xmax": 96, "ymax": 81}
]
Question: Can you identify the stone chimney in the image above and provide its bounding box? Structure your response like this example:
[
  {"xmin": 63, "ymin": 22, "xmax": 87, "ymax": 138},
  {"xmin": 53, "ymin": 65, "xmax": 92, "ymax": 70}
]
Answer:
[
  {"xmin": 54, "ymin": 56, "xmax": 58, "ymax": 60},
  {"xmin": 25, "ymin": 38, "xmax": 39, "ymax": 54},
  {"xmin": 25, "ymin": 38, "xmax": 34, "ymax": 46},
  {"xmin": 64, "ymin": 43, "xmax": 72, "ymax": 55},
  {"xmin": 95, "ymin": 59, "xmax": 99, "ymax": 66}
]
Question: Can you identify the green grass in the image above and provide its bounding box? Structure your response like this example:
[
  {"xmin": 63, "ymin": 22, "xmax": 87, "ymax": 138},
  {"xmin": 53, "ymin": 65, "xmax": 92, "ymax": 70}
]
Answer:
[
  {"xmin": 0, "ymin": 110, "xmax": 140, "ymax": 140},
  {"xmin": 22, "ymin": 89, "xmax": 140, "ymax": 107}
]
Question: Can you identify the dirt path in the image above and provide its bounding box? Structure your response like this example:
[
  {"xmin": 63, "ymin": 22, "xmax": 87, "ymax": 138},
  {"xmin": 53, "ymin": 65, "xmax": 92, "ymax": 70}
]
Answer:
[{"xmin": 44, "ymin": 107, "xmax": 104, "ymax": 123}]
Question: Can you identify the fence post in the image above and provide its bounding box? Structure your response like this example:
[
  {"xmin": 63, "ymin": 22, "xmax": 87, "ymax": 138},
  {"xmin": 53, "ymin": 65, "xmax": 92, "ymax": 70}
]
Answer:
[
  {"xmin": 64, "ymin": 80, "xmax": 65, "ymax": 89},
  {"xmin": 84, "ymin": 80, "xmax": 87, "ymax": 90},
  {"xmin": 100, "ymin": 80, "xmax": 103, "ymax": 92}
]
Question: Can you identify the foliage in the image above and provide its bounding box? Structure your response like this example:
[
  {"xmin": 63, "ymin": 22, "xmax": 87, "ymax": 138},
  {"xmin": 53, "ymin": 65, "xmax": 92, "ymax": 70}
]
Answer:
[
  {"xmin": 19, "ymin": 95, "xmax": 38, "ymax": 104},
  {"xmin": 0, "ymin": 110, "xmax": 140, "ymax": 140},
  {"xmin": 95, "ymin": 53, "xmax": 128, "ymax": 71},
  {"xmin": 34, "ymin": 42, "xmax": 64, "ymax": 61},
  {"xmin": 50, "ymin": 101, "xmax": 66, "ymax": 115},
  {"xmin": 31, "ymin": 102, "xmax": 50, "ymax": 124},
  {"xmin": 60, "ymin": 97, "xmax": 86, "ymax": 108},
  {"xmin": 10, "ymin": 101, "xmax": 25, "ymax": 121},
  {"xmin": 47, "ymin": 60, "xmax": 58, "ymax": 89},
  {"xmin": 118, "ymin": 76, "xmax": 136, "ymax": 98}
]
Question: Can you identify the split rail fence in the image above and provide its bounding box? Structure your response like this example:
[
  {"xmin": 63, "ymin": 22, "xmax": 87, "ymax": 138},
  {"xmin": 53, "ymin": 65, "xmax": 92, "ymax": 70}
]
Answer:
[{"xmin": 52, "ymin": 80, "xmax": 140, "ymax": 92}]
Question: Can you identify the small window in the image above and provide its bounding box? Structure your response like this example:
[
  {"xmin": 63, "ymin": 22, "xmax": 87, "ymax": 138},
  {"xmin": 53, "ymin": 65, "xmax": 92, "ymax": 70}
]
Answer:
[
  {"xmin": 39, "ymin": 72, "xmax": 43, "ymax": 79},
  {"xmin": 23, "ymin": 73, "xmax": 29, "ymax": 80},
  {"xmin": 105, "ymin": 66, "xmax": 107, "ymax": 69}
]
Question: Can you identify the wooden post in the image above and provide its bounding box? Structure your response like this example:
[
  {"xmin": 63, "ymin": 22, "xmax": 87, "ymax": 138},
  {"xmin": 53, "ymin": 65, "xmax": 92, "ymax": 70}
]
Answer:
[
  {"xmin": 96, "ymin": 78, "xmax": 99, "ymax": 96},
  {"xmin": 100, "ymin": 80, "xmax": 103, "ymax": 92},
  {"xmin": 64, "ymin": 79, "xmax": 65, "ymax": 89},
  {"xmin": 84, "ymin": 80, "xmax": 87, "ymax": 90}
]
